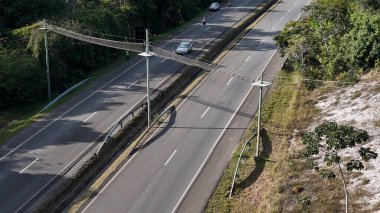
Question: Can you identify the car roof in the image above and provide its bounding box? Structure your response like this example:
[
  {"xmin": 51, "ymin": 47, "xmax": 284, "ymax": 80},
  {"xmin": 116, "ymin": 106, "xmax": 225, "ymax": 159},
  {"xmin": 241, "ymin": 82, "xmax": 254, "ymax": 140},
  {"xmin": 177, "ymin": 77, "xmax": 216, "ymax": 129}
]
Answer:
[{"xmin": 180, "ymin": 41, "xmax": 191, "ymax": 45}]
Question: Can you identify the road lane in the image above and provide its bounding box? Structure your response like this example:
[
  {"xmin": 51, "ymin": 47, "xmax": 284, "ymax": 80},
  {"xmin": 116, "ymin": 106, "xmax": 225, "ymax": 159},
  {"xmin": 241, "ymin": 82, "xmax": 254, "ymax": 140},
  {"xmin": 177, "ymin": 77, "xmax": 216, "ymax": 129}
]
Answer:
[
  {"xmin": 0, "ymin": 0, "xmax": 267, "ymax": 212},
  {"xmin": 81, "ymin": 0, "xmax": 310, "ymax": 212}
]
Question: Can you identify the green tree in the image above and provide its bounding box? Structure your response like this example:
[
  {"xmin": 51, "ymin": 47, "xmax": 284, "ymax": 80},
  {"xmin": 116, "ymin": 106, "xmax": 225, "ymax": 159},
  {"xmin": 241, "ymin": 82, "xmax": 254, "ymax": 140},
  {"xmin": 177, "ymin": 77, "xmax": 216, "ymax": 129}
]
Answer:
[
  {"xmin": 347, "ymin": 11, "xmax": 380, "ymax": 70},
  {"xmin": 0, "ymin": 0, "xmax": 65, "ymax": 29},
  {"xmin": 301, "ymin": 122, "xmax": 377, "ymax": 213},
  {"xmin": 0, "ymin": 48, "xmax": 45, "ymax": 108}
]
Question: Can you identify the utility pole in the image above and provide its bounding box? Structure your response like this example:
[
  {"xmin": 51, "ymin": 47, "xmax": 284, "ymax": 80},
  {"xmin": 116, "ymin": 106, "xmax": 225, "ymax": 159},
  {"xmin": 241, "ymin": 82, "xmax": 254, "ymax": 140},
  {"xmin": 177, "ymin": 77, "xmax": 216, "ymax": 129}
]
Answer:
[
  {"xmin": 139, "ymin": 29, "xmax": 154, "ymax": 127},
  {"xmin": 41, "ymin": 19, "xmax": 51, "ymax": 101},
  {"xmin": 252, "ymin": 74, "xmax": 271, "ymax": 160}
]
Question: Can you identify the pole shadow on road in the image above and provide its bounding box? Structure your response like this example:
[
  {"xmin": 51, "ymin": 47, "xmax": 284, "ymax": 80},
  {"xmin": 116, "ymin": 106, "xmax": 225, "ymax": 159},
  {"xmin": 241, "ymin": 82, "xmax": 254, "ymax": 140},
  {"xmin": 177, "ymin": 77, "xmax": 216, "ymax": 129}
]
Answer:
[
  {"xmin": 236, "ymin": 128, "xmax": 273, "ymax": 191},
  {"xmin": 188, "ymin": 95, "xmax": 253, "ymax": 118},
  {"xmin": 140, "ymin": 109, "xmax": 177, "ymax": 150}
]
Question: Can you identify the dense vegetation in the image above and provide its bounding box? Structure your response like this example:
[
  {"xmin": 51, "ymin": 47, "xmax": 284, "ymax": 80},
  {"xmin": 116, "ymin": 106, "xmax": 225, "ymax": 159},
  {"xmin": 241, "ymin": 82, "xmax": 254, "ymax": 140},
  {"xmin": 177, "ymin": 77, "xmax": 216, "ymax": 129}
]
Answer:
[
  {"xmin": 274, "ymin": 0, "xmax": 380, "ymax": 88},
  {"xmin": 0, "ymin": 0, "xmax": 213, "ymax": 109}
]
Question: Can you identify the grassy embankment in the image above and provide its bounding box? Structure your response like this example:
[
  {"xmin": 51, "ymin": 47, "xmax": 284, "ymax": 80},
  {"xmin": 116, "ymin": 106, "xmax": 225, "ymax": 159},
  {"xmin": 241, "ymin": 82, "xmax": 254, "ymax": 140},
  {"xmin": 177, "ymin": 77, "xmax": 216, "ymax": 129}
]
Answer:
[{"xmin": 204, "ymin": 68, "xmax": 374, "ymax": 212}]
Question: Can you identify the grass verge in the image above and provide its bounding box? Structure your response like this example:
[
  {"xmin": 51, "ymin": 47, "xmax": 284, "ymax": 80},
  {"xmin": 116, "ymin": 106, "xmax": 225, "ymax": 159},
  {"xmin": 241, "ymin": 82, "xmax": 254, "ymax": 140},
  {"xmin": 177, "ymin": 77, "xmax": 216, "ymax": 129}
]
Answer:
[
  {"xmin": 0, "ymin": 102, "xmax": 45, "ymax": 144},
  {"xmin": 205, "ymin": 69, "xmax": 370, "ymax": 212}
]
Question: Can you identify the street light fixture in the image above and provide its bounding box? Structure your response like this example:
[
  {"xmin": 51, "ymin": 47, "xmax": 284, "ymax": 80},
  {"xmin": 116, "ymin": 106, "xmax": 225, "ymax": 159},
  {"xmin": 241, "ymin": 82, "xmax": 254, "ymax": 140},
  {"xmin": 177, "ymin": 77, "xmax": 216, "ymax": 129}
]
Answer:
[
  {"xmin": 252, "ymin": 74, "xmax": 271, "ymax": 160},
  {"xmin": 138, "ymin": 29, "xmax": 155, "ymax": 127},
  {"xmin": 39, "ymin": 19, "xmax": 51, "ymax": 101}
]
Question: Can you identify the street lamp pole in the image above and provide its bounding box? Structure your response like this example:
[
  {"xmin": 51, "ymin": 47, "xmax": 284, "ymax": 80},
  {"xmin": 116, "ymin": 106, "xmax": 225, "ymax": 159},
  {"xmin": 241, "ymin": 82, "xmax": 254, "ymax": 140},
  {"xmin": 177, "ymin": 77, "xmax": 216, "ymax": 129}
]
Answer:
[
  {"xmin": 252, "ymin": 74, "xmax": 271, "ymax": 160},
  {"xmin": 139, "ymin": 29, "xmax": 154, "ymax": 127},
  {"xmin": 41, "ymin": 19, "xmax": 51, "ymax": 101}
]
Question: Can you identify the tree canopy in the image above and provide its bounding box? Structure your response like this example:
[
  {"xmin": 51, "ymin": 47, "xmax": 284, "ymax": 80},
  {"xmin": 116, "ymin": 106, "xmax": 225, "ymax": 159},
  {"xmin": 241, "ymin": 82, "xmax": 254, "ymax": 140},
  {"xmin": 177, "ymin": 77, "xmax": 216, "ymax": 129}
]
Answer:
[
  {"xmin": 275, "ymin": 0, "xmax": 380, "ymax": 86},
  {"xmin": 0, "ymin": 0, "xmax": 213, "ymax": 109}
]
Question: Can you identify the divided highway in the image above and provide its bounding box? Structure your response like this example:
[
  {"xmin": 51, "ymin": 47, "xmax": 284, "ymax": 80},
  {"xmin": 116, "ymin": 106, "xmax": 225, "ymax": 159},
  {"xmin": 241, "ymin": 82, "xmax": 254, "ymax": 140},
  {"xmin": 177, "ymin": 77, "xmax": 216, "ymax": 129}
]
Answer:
[
  {"xmin": 0, "ymin": 0, "xmax": 265, "ymax": 212},
  {"xmin": 80, "ymin": 0, "xmax": 311, "ymax": 212}
]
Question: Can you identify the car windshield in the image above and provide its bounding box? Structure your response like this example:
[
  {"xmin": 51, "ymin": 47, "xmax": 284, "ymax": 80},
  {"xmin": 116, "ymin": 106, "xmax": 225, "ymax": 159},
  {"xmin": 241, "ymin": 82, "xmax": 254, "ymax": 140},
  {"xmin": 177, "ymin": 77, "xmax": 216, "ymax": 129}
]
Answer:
[
  {"xmin": 179, "ymin": 43, "xmax": 189, "ymax": 48},
  {"xmin": 211, "ymin": 3, "xmax": 218, "ymax": 7}
]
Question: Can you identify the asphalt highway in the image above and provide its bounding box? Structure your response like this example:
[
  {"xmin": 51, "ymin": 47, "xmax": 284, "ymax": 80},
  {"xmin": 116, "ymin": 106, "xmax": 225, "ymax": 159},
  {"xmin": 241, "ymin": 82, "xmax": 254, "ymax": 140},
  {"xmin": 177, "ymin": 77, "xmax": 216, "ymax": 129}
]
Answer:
[
  {"xmin": 0, "ymin": 0, "xmax": 266, "ymax": 212},
  {"xmin": 81, "ymin": 0, "xmax": 311, "ymax": 212}
]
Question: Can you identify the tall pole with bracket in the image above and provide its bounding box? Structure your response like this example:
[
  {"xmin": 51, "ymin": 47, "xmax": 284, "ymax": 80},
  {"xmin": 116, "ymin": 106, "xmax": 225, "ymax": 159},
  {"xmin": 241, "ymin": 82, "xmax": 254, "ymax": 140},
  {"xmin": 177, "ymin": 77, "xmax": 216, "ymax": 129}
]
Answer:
[
  {"xmin": 252, "ymin": 74, "xmax": 271, "ymax": 160},
  {"xmin": 139, "ymin": 29, "xmax": 154, "ymax": 127},
  {"xmin": 40, "ymin": 19, "xmax": 51, "ymax": 101}
]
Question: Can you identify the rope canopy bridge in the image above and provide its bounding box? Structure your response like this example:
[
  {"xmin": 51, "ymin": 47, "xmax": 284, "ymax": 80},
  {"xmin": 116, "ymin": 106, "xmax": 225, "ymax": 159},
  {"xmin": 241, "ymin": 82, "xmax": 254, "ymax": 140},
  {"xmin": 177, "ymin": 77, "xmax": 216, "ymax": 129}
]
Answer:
[
  {"xmin": 40, "ymin": 21, "xmax": 218, "ymax": 72},
  {"xmin": 38, "ymin": 20, "xmax": 258, "ymax": 82},
  {"xmin": 37, "ymin": 20, "xmax": 265, "ymax": 153}
]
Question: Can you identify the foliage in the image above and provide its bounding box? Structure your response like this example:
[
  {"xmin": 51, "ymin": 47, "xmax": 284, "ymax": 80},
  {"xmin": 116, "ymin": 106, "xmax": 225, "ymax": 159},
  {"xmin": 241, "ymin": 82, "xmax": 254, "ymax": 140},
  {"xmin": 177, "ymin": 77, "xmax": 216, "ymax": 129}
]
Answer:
[
  {"xmin": 0, "ymin": 48, "xmax": 45, "ymax": 107},
  {"xmin": 0, "ymin": 0, "xmax": 65, "ymax": 29},
  {"xmin": 127, "ymin": 0, "xmax": 211, "ymax": 33},
  {"xmin": 0, "ymin": 0, "xmax": 213, "ymax": 109},
  {"xmin": 274, "ymin": 0, "xmax": 380, "ymax": 86},
  {"xmin": 301, "ymin": 122, "xmax": 375, "ymax": 175},
  {"xmin": 301, "ymin": 121, "xmax": 378, "ymax": 211},
  {"xmin": 346, "ymin": 11, "xmax": 380, "ymax": 70}
]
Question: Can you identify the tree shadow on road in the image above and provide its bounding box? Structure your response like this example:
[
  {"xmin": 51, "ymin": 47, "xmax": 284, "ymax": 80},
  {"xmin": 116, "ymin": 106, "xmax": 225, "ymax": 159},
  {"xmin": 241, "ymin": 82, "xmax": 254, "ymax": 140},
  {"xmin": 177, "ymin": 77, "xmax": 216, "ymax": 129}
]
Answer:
[{"xmin": 235, "ymin": 128, "xmax": 273, "ymax": 191}]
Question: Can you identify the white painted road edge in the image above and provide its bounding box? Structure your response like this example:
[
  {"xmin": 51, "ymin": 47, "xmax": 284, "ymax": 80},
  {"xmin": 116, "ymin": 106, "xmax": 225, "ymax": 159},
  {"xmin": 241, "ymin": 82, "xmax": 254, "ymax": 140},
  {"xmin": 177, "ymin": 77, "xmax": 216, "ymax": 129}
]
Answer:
[
  {"xmin": 79, "ymin": 5, "xmax": 259, "ymax": 213},
  {"xmin": 171, "ymin": 0, "xmax": 310, "ymax": 211},
  {"xmin": 171, "ymin": 48, "xmax": 278, "ymax": 213},
  {"xmin": 0, "ymin": 0, "xmax": 225, "ymax": 162}
]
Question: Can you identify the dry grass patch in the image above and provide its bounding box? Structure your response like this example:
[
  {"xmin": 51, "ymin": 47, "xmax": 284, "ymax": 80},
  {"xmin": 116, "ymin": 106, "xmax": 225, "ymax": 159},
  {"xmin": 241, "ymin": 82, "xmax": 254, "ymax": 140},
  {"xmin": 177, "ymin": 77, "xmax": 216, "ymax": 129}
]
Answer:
[
  {"xmin": 351, "ymin": 90, "xmax": 362, "ymax": 100},
  {"xmin": 374, "ymin": 120, "xmax": 380, "ymax": 128},
  {"xmin": 205, "ymin": 69, "xmax": 375, "ymax": 212}
]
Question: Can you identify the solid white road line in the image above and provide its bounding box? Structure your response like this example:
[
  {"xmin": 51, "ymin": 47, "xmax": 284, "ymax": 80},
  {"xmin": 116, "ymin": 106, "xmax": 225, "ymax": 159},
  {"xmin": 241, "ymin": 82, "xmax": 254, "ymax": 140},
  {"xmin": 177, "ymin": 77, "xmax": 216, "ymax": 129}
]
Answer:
[
  {"xmin": 259, "ymin": 39, "xmax": 263, "ymax": 45},
  {"xmin": 172, "ymin": 0, "xmax": 311, "ymax": 210},
  {"xmin": 171, "ymin": 48, "xmax": 279, "ymax": 213},
  {"xmin": 164, "ymin": 150, "xmax": 177, "ymax": 166},
  {"xmin": 19, "ymin": 158, "xmax": 39, "ymax": 174},
  {"xmin": 81, "ymin": 153, "xmax": 138, "ymax": 213},
  {"xmin": 226, "ymin": 77, "xmax": 233, "ymax": 86},
  {"xmin": 81, "ymin": 70, "xmax": 212, "ymax": 212},
  {"xmin": 15, "ymin": 64, "xmax": 178, "ymax": 213},
  {"xmin": 80, "ymin": 3, "xmax": 265, "ymax": 212},
  {"xmin": 83, "ymin": 112, "xmax": 97, "ymax": 123},
  {"xmin": 205, "ymin": 27, "xmax": 211, "ymax": 31},
  {"xmin": 85, "ymin": 1, "xmax": 306, "ymax": 211},
  {"xmin": 245, "ymin": 56, "xmax": 251, "ymax": 62},
  {"xmin": 201, "ymin": 107, "xmax": 210, "ymax": 118},
  {"xmin": 127, "ymin": 80, "xmax": 138, "ymax": 89},
  {"xmin": 13, "ymin": 3, "xmax": 257, "ymax": 213},
  {"xmin": 161, "ymin": 59, "xmax": 167, "ymax": 63},
  {"xmin": 1, "ymin": 0, "xmax": 220, "ymax": 162},
  {"xmin": 0, "ymin": 58, "xmax": 144, "ymax": 162}
]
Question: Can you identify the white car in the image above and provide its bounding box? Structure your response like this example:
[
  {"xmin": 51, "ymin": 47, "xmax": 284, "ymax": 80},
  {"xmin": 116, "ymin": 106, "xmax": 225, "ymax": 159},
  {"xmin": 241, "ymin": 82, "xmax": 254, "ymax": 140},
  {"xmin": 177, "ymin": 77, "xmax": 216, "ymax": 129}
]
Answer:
[
  {"xmin": 175, "ymin": 41, "xmax": 192, "ymax": 55},
  {"xmin": 209, "ymin": 2, "xmax": 220, "ymax": 11}
]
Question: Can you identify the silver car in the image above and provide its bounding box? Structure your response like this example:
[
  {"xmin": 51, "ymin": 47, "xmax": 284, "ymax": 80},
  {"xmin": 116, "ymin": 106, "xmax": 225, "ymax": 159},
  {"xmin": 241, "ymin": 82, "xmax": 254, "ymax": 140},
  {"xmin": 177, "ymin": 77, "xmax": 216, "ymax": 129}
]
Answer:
[
  {"xmin": 209, "ymin": 2, "xmax": 220, "ymax": 11},
  {"xmin": 175, "ymin": 41, "xmax": 192, "ymax": 55}
]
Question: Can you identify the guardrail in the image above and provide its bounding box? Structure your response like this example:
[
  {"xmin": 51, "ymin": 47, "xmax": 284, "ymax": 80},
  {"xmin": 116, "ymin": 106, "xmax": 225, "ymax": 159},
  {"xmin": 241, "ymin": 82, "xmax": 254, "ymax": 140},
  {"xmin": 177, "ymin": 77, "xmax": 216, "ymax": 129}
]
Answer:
[
  {"xmin": 96, "ymin": 104, "xmax": 175, "ymax": 155},
  {"xmin": 40, "ymin": 78, "xmax": 91, "ymax": 113},
  {"xmin": 37, "ymin": 0, "xmax": 278, "ymax": 210},
  {"xmin": 229, "ymin": 131, "xmax": 257, "ymax": 198}
]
